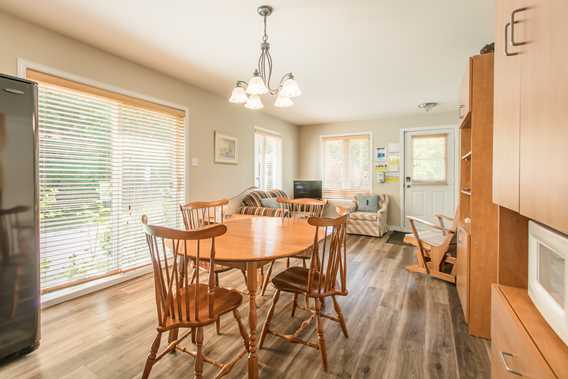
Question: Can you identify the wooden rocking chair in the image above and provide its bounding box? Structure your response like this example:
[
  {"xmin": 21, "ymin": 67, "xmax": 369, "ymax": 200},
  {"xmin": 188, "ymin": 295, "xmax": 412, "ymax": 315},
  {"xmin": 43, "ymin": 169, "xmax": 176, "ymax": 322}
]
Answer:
[{"xmin": 403, "ymin": 214, "xmax": 457, "ymax": 284}]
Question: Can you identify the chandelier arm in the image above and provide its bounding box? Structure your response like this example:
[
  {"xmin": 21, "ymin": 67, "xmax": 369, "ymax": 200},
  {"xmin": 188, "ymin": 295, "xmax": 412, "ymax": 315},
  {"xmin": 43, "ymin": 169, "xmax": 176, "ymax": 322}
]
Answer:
[
  {"xmin": 279, "ymin": 73, "xmax": 294, "ymax": 86},
  {"xmin": 266, "ymin": 49, "xmax": 274, "ymax": 90},
  {"xmin": 257, "ymin": 52, "xmax": 264, "ymax": 80}
]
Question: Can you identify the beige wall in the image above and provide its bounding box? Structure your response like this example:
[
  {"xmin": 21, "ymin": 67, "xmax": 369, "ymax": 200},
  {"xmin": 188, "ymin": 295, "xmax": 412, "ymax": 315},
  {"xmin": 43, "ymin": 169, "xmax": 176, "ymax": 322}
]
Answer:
[
  {"xmin": 298, "ymin": 112, "xmax": 457, "ymax": 227},
  {"xmin": 0, "ymin": 11, "xmax": 299, "ymax": 200}
]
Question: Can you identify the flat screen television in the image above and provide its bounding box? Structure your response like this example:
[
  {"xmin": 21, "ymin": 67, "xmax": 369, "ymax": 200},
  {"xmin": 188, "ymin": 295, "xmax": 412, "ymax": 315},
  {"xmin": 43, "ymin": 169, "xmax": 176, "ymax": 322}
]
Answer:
[{"xmin": 293, "ymin": 180, "xmax": 322, "ymax": 199}]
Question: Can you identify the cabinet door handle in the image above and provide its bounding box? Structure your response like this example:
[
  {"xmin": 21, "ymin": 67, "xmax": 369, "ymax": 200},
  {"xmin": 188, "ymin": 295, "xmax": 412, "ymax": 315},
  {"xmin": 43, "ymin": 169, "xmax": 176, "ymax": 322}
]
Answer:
[
  {"xmin": 504, "ymin": 22, "xmax": 519, "ymax": 57},
  {"xmin": 500, "ymin": 351, "xmax": 523, "ymax": 376},
  {"xmin": 511, "ymin": 7, "xmax": 529, "ymax": 47}
]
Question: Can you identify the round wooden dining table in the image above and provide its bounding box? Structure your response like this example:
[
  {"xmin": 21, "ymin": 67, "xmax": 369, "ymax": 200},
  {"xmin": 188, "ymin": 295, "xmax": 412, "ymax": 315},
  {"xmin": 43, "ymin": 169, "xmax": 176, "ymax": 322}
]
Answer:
[{"xmin": 178, "ymin": 214, "xmax": 321, "ymax": 379}]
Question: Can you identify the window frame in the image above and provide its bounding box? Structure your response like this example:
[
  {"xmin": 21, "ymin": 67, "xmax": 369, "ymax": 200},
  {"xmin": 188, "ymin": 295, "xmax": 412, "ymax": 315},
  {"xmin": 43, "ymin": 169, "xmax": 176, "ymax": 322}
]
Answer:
[
  {"xmin": 254, "ymin": 127, "xmax": 283, "ymax": 191},
  {"xmin": 320, "ymin": 132, "xmax": 373, "ymax": 199},
  {"xmin": 19, "ymin": 60, "xmax": 189, "ymax": 300}
]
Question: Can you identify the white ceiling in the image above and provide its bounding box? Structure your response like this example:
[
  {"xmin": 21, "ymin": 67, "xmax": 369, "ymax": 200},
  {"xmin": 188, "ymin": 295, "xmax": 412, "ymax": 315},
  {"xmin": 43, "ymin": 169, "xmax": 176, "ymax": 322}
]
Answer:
[{"xmin": 0, "ymin": 0, "xmax": 494, "ymax": 125}]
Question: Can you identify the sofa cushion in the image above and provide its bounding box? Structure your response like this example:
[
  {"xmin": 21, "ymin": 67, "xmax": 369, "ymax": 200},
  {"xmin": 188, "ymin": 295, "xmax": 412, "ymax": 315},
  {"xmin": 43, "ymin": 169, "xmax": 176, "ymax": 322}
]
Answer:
[
  {"xmin": 350, "ymin": 211, "xmax": 378, "ymax": 221},
  {"xmin": 260, "ymin": 197, "xmax": 280, "ymax": 208},
  {"xmin": 241, "ymin": 189, "xmax": 288, "ymax": 208},
  {"xmin": 355, "ymin": 194, "xmax": 379, "ymax": 212}
]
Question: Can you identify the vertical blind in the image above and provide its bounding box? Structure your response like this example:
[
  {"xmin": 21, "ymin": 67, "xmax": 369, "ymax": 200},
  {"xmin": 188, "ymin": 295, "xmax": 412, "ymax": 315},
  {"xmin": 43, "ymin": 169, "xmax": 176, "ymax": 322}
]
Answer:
[
  {"xmin": 321, "ymin": 134, "xmax": 371, "ymax": 199},
  {"xmin": 28, "ymin": 70, "xmax": 185, "ymax": 291},
  {"xmin": 255, "ymin": 130, "xmax": 282, "ymax": 191}
]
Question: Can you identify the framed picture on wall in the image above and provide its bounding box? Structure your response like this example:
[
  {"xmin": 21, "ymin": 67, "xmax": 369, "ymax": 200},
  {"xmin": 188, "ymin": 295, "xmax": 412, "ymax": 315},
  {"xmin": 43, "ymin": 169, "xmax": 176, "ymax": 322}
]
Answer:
[{"xmin": 214, "ymin": 131, "xmax": 239, "ymax": 164}]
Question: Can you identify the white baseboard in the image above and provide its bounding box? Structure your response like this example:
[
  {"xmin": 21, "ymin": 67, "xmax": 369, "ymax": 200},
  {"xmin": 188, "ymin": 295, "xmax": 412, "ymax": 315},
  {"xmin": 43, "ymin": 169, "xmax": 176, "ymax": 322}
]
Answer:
[{"xmin": 388, "ymin": 225, "xmax": 407, "ymax": 232}]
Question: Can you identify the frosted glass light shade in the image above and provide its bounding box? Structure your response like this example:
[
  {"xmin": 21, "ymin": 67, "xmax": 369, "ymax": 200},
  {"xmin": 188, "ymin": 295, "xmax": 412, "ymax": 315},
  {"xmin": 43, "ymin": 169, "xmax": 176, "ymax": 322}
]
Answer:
[
  {"xmin": 280, "ymin": 77, "xmax": 301, "ymax": 98},
  {"xmin": 245, "ymin": 94, "xmax": 264, "ymax": 110},
  {"xmin": 246, "ymin": 73, "xmax": 268, "ymax": 95},
  {"xmin": 229, "ymin": 86, "xmax": 248, "ymax": 104},
  {"xmin": 274, "ymin": 95, "xmax": 293, "ymax": 108}
]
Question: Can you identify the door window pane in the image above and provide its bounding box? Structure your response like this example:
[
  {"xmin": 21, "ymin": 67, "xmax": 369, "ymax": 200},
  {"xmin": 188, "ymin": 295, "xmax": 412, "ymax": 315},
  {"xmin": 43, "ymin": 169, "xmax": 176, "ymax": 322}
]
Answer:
[{"xmin": 411, "ymin": 134, "xmax": 447, "ymax": 184}]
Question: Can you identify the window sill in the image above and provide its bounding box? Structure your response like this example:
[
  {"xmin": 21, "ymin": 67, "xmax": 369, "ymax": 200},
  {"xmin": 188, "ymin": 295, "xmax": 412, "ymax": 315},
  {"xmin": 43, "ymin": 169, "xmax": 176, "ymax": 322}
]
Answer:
[{"xmin": 41, "ymin": 265, "xmax": 153, "ymax": 309}]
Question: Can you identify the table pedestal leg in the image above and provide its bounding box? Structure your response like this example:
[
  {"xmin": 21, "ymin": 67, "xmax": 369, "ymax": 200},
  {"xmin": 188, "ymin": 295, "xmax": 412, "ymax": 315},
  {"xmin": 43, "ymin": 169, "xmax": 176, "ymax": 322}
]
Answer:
[{"xmin": 246, "ymin": 262, "xmax": 259, "ymax": 379}]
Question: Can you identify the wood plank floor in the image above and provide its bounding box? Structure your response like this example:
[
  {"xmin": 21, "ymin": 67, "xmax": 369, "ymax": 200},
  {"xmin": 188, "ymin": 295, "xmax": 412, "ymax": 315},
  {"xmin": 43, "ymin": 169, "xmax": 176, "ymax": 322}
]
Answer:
[{"xmin": 0, "ymin": 234, "xmax": 491, "ymax": 378}]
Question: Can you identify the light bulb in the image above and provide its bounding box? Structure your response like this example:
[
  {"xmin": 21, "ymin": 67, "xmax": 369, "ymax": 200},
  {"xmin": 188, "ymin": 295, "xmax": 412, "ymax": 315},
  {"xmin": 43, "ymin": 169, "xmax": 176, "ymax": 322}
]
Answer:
[
  {"xmin": 280, "ymin": 76, "xmax": 301, "ymax": 98},
  {"xmin": 229, "ymin": 85, "xmax": 248, "ymax": 104},
  {"xmin": 245, "ymin": 94, "xmax": 263, "ymax": 110},
  {"xmin": 274, "ymin": 95, "xmax": 293, "ymax": 108},
  {"xmin": 246, "ymin": 70, "xmax": 268, "ymax": 95}
]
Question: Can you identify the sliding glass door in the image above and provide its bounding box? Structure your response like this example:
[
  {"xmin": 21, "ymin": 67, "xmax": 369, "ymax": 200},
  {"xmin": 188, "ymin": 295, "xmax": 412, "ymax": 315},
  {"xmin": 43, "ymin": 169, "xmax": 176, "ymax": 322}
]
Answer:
[{"xmin": 30, "ymin": 70, "xmax": 185, "ymax": 292}]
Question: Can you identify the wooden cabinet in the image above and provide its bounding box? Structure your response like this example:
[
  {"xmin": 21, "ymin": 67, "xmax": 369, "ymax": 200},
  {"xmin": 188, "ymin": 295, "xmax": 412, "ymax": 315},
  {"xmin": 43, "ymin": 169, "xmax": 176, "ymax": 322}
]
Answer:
[
  {"xmin": 493, "ymin": 0, "xmax": 568, "ymax": 233},
  {"xmin": 493, "ymin": 0, "xmax": 523, "ymax": 211},
  {"xmin": 519, "ymin": 0, "xmax": 568, "ymax": 234},
  {"xmin": 456, "ymin": 227, "xmax": 470, "ymax": 321},
  {"xmin": 491, "ymin": 285, "xmax": 568, "ymax": 379},
  {"xmin": 457, "ymin": 53, "xmax": 498, "ymax": 339},
  {"xmin": 491, "ymin": 285, "xmax": 556, "ymax": 379}
]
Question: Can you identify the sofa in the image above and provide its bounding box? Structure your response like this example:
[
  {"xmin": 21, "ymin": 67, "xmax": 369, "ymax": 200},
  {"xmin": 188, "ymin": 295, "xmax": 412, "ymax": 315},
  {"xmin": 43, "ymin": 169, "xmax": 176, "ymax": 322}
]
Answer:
[
  {"xmin": 237, "ymin": 188, "xmax": 289, "ymax": 217},
  {"xmin": 345, "ymin": 194, "xmax": 389, "ymax": 237}
]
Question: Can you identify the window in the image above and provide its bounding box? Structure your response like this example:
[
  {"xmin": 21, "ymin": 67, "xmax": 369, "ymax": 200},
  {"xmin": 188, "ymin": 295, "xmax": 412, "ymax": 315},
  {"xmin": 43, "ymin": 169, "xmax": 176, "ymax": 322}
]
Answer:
[
  {"xmin": 321, "ymin": 134, "xmax": 371, "ymax": 199},
  {"xmin": 255, "ymin": 130, "xmax": 282, "ymax": 191},
  {"xmin": 28, "ymin": 69, "xmax": 185, "ymax": 292},
  {"xmin": 411, "ymin": 134, "xmax": 447, "ymax": 184}
]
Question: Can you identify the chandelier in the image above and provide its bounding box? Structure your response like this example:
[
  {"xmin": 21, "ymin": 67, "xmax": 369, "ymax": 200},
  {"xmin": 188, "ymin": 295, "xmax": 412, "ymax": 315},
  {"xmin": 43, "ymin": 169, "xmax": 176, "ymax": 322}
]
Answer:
[{"xmin": 229, "ymin": 5, "xmax": 301, "ymax": 110}]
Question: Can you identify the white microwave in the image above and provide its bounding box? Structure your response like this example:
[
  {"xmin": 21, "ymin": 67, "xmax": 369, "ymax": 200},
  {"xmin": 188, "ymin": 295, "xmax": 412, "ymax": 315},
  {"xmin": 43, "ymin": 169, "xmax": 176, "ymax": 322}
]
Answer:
[{"xmin": 528, "ymin": 221, "xmax": 568, "ymax": 346}]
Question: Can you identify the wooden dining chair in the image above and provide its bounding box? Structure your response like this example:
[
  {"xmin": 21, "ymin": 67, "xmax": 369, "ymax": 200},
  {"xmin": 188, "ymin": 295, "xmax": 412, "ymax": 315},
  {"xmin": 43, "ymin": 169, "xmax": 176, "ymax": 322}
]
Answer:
[
  {"xmin": 180, "ymin": 198, "xmax": 246, "ymax": 333},
  {"xmin": 403, "ymin": 214, "xmax": 457, "ymax": 283},
  {"xmin": 259, "ymin": 215, "xmax": 349, "ymax": 372},
  {"xmin": 141, "ymin": 216, "xmax": 249, "ymax": 379},
  {"xmin": 260, "ymin": 197, "xmax": 327, "ymax": 296}
]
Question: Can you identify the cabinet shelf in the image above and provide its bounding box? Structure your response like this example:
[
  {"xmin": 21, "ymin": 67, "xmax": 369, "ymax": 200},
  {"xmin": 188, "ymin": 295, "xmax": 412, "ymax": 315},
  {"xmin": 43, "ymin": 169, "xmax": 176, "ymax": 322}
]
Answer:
[{"xmin": 459, "ymin": 112, "xmax": 472, "ymax": 129}]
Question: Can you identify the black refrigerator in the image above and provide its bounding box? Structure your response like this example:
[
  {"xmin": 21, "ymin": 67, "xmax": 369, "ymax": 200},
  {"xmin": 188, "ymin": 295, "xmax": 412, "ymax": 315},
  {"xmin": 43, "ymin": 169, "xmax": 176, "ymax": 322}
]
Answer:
[{"xmin": 0, "ymin": 74, "xmax": 40, "ymax": 359}]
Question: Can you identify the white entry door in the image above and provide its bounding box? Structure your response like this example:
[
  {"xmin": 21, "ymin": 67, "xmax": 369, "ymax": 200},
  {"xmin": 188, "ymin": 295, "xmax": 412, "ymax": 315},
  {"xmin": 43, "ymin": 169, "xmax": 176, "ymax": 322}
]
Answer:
[{"xmin": 403, "ymin": 128, "xmax": 456, "ymax": 230}]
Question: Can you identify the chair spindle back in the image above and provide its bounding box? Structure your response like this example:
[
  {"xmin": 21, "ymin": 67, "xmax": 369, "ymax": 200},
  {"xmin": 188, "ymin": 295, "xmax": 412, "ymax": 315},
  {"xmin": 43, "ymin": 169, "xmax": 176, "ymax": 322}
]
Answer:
[
  {"xmin": 180, "ymin": 198, "xmax": 229, "ymax": 230},
  {"xmin": 142, "ymin": 215, "xmax": 227, "ymax": 326},
  {"xmin": 307, "ymin": 215, "xmax": 348, "ymax": 297}
]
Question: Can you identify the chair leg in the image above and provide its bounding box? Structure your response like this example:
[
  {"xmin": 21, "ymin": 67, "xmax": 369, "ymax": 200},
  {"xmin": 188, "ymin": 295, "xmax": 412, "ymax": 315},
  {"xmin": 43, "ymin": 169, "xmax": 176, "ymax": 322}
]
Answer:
[
  {"xmin": 240, "ymin": 269, "xmax": 248, "ymax": 286},
  {"xmin": 233, "ymin": 309, "xmax": 250, "ymax": 352},
  {"xmin": 291, "ymin": 293, "xmax": 298, "ymax": 317},
  {"xmin": 142, "ymin": 331, "xmax": 162, "ymax": 379},
  {"xmin": 259, "ymin": 290, "xmax": 280, "ymax": 349},
  {"xmin": 315, "ymin": 299, "xmax": 328, "ymax": 372},
  {"xmin": 195, "ymin": 327, "xmax": 204, "ymax": 379},
  {"xmin": 286, "ymin": 257, "xmax": 290, "ymax": 268},
  {"xmin": 214, "ymin": 272, "xmax": 221, "ymax": 335},
  {"xmin": 332, "ymin": 295, "xmax": 349, "ymax": 338},
  {"xmin": 191, "ymin": 327, "xmax": 196, "ymax": 344},
  {"xmin": 168, "ymin": 328, "xmax": 179, "ymax": 353},
  {"xmin": 261, "ymin": 260, "xmax": 275, "ymax": 296}
]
